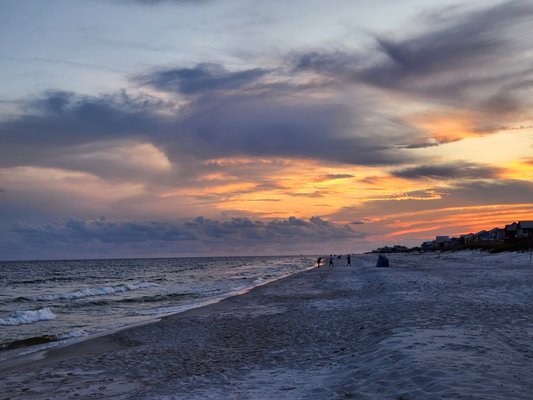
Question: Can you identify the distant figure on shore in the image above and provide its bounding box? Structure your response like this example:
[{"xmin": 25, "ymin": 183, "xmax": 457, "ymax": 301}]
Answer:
[
  {"xmin": 328, "ymin": 255, "xmax": 334, "ymax": 267},
  {"xmin": 346, "ymin": 254, "xmax": 351, "ymax": 266},
  {"xmin": 317, "ymin": 257, "xmax": 322, "ymax": 267}
]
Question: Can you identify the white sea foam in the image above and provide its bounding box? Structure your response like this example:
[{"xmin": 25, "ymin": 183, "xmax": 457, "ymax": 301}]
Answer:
[
  {"xmin": 55, "ymin": 330, "xmax": 87, "ymax": 340},
  {"xmin": 36, "ymin": 282, "xmax": 159, "ymax": 301},
  {"xmin": 0, "ymin": 308, "xmax": 56, "ymax": 326}
]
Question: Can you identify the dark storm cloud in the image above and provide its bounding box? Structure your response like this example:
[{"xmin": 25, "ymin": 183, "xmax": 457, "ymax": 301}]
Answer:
[
  {"xmin": 140, "ymin": 63, "xmax": 269, "ymax": 94},
  {"xmin": 392, "ymin": 162, "xmax": 501, "ymax": 180},
  {"xmin": 11, "ymin": 216, "xmax": 365, "ymax": 250}
]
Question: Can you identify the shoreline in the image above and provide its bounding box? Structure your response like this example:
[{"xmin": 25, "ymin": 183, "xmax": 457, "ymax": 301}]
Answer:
[
  {"xmin": 0, "ymin": 258, "xmax": 319, "ymax": 374},
  {"xmin": 1, "ymin": 252, "xmax": 532, "ymax": 399}
]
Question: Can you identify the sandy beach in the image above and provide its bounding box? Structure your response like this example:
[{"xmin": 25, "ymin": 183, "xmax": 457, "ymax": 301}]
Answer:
[{"xmin": 1, "ymin": 252, "xmax": 532, "ymax": 399}]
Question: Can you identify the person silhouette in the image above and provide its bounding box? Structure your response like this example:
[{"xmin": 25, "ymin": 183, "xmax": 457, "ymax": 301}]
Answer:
[
  {"xmin": 328, "ymin": 255, "xmax": 334, "ymax": 267},
  {"xmin": 317, "ymin": 257, "xmax": 322, "ymax": 267},
  {"xmin": 346, "ymin": 254, "xmax": 351, "ymax": 266}
]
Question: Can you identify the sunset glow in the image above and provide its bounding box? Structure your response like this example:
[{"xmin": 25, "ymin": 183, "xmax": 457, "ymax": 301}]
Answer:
[{"xmin": 1, "ymin": 0, "xmax": 533, "ymax": 259}]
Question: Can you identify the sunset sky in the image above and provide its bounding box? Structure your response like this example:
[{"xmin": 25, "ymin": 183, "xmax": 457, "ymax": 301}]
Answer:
[{"xmin": 1, "ymin": 0, "xmax": 533, "ymax": 259}]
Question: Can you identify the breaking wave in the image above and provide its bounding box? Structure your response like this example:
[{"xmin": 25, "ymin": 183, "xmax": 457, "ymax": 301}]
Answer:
[
  {"xmin": 0, "ymin": 308, "xmax": 56, "ymax": 326},
  {"xmin": 55, "ymin": 330, "xmax": 87, "ymax": 340},
  {"xmin": 36, "ymin": 282, "xmax": 159, "ymax": 301}
]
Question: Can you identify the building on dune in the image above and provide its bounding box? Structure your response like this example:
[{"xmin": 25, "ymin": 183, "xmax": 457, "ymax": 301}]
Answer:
[
  {"xmin": 489, "ymin": 227, "xmax": 505, "ymax": 241},
  {"xmin": 505, "ymin": 222, "xmax": 518, "ymax": 238},
  {"xmin": 517, "ymin": 221, "xmax": 533, "ymax": 238},
  {"xmin": 473, "ymin": 230, "xmax": 490, "ymax": 242}
]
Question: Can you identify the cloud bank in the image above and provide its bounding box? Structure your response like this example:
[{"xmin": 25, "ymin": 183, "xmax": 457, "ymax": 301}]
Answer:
[{"xmin": 4, "ymin": 216, "xmax": 365, "ymax": 259}]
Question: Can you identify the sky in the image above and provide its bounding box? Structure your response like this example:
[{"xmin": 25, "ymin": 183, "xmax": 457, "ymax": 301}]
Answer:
[{"xmin": 1, "ymin": 0, "xmax": 533, "ymax": 260}]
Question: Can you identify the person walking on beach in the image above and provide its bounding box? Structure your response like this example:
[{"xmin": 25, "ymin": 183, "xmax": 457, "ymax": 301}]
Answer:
[
  {"xmin": 346, "ymin": 254, "xmax": 351, "ymax": 266},
  {"xmin": 317, "ymin": 257, "xmax": 322, "ymax": 267},
  {"xmin": 328, "ymin": 255, "xmax": 334, "ymax": 267}
]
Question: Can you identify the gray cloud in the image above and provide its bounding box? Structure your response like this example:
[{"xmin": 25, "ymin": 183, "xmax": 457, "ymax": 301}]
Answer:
[
  {"xmin": 139, "ymin": 63, "xmax": 269, "ymax": 94},
  {"xmin": 110, "ymin": 0, "xmax": 210, "ymax": 5},
  {"xmin": 293, "ymin": 1, "xmax": 533, "ymax": 132},
  {"xmin": 0, "ymin": 90, "xmax": 169, "ymax": 179},
  {"xmin": 392, "ymin": 162, "xmax": 501, "ymax": 180},
  {"xmin": 6, "ymin": 216, "xmax": 365, "ymax": 259},
  {"xmin": 286, "ymin": 191, "xmax": 324, "ymax": 198},
  {"xmin": 402, "ymin": 189, "xmax": 441, "ymax": 199},
  {"xmin": 332, "ymin": 179, "xmax": 533, "ymax": 221},
  {"xmin": 319, "ymin": 174, "xmax": 354, "ymax": 181},
  {"xmin": 0, "ymin": 64, "xmax": 420, "ymax": 181},
  {"xmin": 12, "ymin": 217, "xmax": 194, "ymax": 244}
]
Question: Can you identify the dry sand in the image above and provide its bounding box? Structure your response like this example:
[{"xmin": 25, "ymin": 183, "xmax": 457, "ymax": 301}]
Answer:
[{"xmin": 1, "ymin": 252, "xmax": 532, "ymax": 399}]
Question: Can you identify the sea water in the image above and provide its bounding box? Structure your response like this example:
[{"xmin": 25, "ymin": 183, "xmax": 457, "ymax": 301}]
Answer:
[{"xmin": 0, "ymin": 256, "xmax": 314, "ymax": 361}]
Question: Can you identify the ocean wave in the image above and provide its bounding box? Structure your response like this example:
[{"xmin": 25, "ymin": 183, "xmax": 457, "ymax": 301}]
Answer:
[
  {"xmin": 0, "ymin": 308, "xmax": 56, "ymax": 326},
  {"xmin": 55, "ymin": 330, "xmax": 87, "ymax": 340},
  {"xmin": 119, "ymin": 292, "xmax": 198, "ymax": 303},
  {"xmin": 65, "ymin": 292, "xmax": 199, "ymax": 308},
  {"xmin": 36, "ymin": 282, "xmax": 159, "ymax": 301},
  {"xmin": 13, "ymin": 277, "xmax": 74, "ymax": 285}
]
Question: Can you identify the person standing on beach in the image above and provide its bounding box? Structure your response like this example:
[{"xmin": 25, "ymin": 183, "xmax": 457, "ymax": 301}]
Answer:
[
  {"xmin": 328, "ymin": 255, "xmax": 334, "ymax": 267},
  {"xmin": 346, "ymin": 254, "xmax": 351, "ymax": 266},
  {"xmin": 317, "ymin": 257, "xmax": 322, "ymax": 267}
]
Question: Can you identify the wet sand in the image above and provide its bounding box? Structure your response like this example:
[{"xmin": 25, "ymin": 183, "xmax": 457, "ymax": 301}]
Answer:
[{"xmin": 1, "ymin": 252, "xmax": 532, "ymax": 399}]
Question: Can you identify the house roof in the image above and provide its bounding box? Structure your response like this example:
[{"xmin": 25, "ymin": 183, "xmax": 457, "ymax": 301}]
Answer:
[
  {"xmin": 505, "ymin": 223, "xmax": 518, "ymax": 231},
  {"xmin": 518, "ymin": 221, "xmax": 533, "ymax": 229}
]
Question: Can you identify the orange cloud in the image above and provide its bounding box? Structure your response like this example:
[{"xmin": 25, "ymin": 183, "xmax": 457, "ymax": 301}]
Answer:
[
  {"xmin": 499, "ymin": 160, "xmax": 533, "ymax": 180},
  {"xmin": 408, "ymin": 110, "xmax": 482, "ymax": 143},
  {"xmin": 378, "ymin": 204, "xmax": 533, "ymax": 242}
]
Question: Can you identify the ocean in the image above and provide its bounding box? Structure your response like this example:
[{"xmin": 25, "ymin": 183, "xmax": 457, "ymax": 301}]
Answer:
[{"xmin": 0, "ymin": 255, "xmax": 314, "ymax": 361}]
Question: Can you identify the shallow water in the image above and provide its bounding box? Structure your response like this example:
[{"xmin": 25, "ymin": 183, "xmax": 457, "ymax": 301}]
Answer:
[{"xmin": 0, "ymin": 255, "xmax": 314, "ymax": 360}]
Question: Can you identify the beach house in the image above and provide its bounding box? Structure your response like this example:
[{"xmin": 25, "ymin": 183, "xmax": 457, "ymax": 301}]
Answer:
[
  {"xmin": 517, "ymin": 221, "xmax": 533, "ymax": 238},
  {"xmin": 473, "ymin": 230, "xmax": 490, "ymax": 242},
  {"xmin": 505, "ymin": 222, "xmax": 518, "ymax": 238},
  {"xmin": 460, "ymin": 233, "xmax": 475, "ymax": 244},
  {"xmin": 488, "ymin": 227, "xmax": 504, "ymax": 241},
  {"xmin": 435, "ymin": 236, "xmax": 450, "ymax": 248}
]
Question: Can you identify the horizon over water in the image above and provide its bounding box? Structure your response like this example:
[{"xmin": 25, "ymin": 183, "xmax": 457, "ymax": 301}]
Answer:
[
  {"xmin": 0, "ymin": 252, "xmax": 318, "ymax": 262},
  {"xmin": 0, "ymin": 255, "xmax": 315, "ymax": 361}
]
